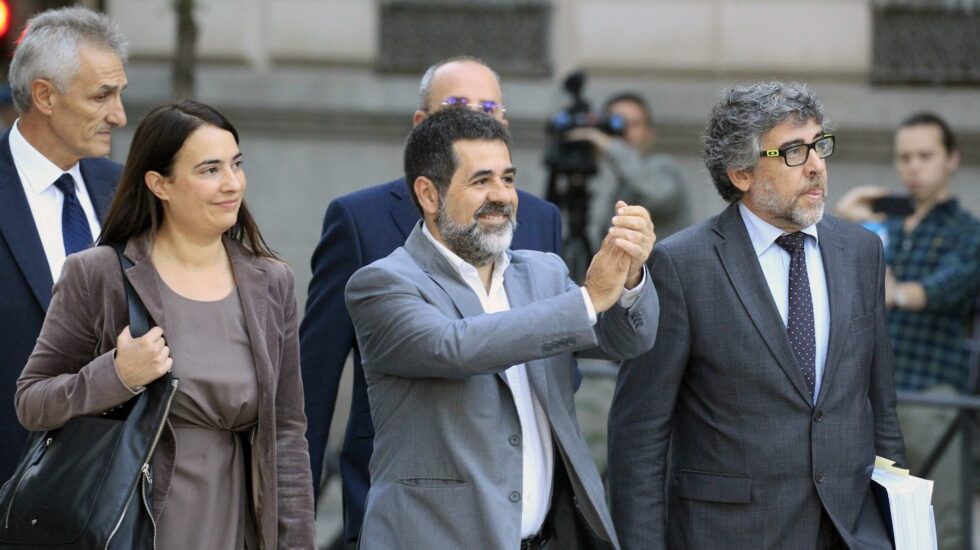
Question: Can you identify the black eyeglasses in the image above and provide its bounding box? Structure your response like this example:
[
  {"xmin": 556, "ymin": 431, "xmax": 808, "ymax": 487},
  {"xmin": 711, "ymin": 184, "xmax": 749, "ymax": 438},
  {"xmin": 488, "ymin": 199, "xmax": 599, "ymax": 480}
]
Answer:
[
  {"xmin": 440, "ymin": 96, "xmax": 507, "ymax": 116},
  {"xmin": 760, "ymin": 134, "xmax": 835, "ymax": 167}
]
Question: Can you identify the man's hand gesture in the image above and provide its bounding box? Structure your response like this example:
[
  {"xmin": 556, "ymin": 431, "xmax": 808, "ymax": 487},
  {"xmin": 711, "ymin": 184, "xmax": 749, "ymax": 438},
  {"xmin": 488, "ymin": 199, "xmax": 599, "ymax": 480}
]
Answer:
[{"xmin": 584, "ymin": 201, "xmax": 656, "ymax": 312}]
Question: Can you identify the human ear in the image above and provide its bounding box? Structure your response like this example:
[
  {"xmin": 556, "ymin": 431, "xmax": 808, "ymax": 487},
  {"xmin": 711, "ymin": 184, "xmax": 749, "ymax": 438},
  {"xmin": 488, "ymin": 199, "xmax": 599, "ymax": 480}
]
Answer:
[
  {"xmin": 144, "ymin": 171, "xmax": 170, "ymax": 202},
  {"xmin": 30, "ymin": 79, "xmax": 57, "ymax": 116},
  {"xmin": 946, "ymin": 150, "xmax": 961, "ymax": 173},
  {"xmin": 414, "ymin": 177, "xmax": 440, "ymax": 217},
  {"xmin": 728, "ymin": 167, "xmax": 753, "ymax": 193}
]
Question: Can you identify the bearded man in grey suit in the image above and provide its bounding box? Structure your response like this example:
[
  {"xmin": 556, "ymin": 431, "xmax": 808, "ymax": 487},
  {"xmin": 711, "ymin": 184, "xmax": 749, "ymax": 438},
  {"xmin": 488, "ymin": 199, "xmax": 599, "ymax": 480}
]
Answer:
[
  {"xmin": 345, "ymin": 107, "xmax": 659, "ymax": 549},
  {"xmin": 608, "ymin": 82, "xmax": 907, "ymax": 550}
]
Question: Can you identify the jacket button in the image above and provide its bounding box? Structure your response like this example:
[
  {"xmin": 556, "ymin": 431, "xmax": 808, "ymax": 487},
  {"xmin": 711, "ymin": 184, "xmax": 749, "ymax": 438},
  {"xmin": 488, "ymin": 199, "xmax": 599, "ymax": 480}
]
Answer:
[
  {"xmin": 509, "ymin": 491, "xmax": 521, "ymax": 502},
  {"xmin": 509, "ymin": 434, "xmax": 521, "ymax": 446},
  {"xmin": 815, "ymin": 471, "xmax": 825, "ymax": 483},
  {"xmin": 814, "ymin": 409, "xmax": 824, "ymax": 422}
]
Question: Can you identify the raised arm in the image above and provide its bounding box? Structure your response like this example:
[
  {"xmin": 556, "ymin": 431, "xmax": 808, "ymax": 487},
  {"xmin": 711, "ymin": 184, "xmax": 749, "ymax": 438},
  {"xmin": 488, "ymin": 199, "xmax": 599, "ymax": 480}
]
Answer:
[{"xmin": 345, "ymin": 255, "xmax": 598, "ymax": 380}]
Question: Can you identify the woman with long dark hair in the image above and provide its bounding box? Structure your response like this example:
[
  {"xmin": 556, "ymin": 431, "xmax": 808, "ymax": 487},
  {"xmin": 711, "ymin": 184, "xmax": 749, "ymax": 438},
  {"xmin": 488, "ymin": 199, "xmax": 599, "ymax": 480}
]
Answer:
[{"xmin": 16, "ymin": 101, "xmax": 315, "ymax": 549}]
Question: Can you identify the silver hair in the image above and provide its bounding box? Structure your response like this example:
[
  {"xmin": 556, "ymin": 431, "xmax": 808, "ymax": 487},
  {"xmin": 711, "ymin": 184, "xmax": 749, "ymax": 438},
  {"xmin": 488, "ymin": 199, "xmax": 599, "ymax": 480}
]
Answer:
[
  {"xmin": 417, "ymin": 56, "xmax": 502, "ymax": 112},
  {"xmin": 702, "ymin": 81, "xmax": 832, "ymax": 203},
  {"xmin": 9, "ymin": 6, "xmax": 128, "ymax": 114}
]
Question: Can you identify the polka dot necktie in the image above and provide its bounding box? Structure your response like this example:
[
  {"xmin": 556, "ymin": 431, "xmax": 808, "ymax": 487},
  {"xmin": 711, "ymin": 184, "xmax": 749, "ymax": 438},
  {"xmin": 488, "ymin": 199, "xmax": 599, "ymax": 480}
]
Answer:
[
  {"xmin": 53, "ymin": 173, "xmax": 94, "ymax": 256},
  {"xmin": 775, "ymin": 232, "xmax": 816, "ymax": 398}
]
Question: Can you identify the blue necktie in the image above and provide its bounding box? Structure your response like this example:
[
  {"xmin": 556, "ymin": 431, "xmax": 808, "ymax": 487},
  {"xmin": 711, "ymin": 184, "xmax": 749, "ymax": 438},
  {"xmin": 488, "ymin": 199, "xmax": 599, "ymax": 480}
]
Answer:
[
  {"xmin": 53, "ymin": 173, "xmax": 94, "ymax": 256},
  {"xmin": 775, "ymin": 232, "xmax": 816, "ymax": 398}
]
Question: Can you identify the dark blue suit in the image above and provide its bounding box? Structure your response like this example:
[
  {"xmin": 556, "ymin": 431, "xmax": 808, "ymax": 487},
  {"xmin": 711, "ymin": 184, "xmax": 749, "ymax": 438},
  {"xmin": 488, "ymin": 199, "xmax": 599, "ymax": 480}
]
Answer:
[
  {"xmin": 300, "ymin": 178, "xmax": 562, "ymax": 543},
  {"xmin": 0, "ymin": 129, "xmax": 121, "ymax": 482}
]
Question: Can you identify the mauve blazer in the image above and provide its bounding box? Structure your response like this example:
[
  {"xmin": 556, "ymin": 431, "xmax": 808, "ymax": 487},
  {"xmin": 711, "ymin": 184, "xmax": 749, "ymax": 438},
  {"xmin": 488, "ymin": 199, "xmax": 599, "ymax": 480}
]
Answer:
[{"xmin": 15, "ymin": 232, "xmax": 315, "ymax": 549}]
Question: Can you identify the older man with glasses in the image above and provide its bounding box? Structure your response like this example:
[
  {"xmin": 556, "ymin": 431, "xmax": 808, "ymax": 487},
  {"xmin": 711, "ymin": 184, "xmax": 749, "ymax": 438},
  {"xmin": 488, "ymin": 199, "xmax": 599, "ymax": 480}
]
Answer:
[
  {"xmin": 299, "ymin": 56, "xmax": 563, "ymax": 548},
  {"xmin": 608, "ymin": 81, "xmax": 906, "ymax": 550}
]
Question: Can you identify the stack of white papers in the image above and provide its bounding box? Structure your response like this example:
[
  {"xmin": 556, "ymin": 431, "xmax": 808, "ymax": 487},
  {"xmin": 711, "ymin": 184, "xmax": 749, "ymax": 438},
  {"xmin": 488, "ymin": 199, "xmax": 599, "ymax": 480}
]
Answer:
[{"xmin": 871, "ymin": 456, "xmax": 938, "ymax": 550}]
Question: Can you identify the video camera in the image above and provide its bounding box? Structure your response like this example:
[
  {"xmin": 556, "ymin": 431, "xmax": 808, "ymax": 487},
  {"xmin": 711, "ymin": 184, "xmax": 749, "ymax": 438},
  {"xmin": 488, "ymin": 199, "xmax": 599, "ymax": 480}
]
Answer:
[{"xmin": 543, "ymin": 71, "xmax": 625, "ymax": 176}]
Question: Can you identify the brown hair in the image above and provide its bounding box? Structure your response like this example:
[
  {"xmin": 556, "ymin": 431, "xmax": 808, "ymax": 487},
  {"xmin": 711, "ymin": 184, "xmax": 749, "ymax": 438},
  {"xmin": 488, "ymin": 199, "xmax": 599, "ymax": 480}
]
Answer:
[{"xmin": 98, "ymin": 100, "xmax": 278, "ymax": 259}]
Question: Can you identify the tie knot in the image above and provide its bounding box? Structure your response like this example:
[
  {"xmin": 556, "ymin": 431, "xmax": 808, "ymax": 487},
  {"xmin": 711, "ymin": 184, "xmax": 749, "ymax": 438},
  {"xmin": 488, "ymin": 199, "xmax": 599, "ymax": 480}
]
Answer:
[
  {"xmin": 53, "ymin": 173, "xmax": 76, "ymax": 197},
  {"xmin": 775, "ymin": 231, "xmax": 807, "ymax": 253}
]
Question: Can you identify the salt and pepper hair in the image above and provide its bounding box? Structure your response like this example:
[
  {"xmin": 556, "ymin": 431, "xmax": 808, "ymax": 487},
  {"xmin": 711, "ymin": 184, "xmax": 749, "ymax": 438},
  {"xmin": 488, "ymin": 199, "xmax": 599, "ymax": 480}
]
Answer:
[
  {"xmin": 404, "ymin": 107, "xmax": 510, "ymax": 213},
  {"xmin": 702, "ymin": 81, "xmax": 831, "ymax": 203},
  {"xmin": 416, "ymin": 56, "xmax": 502, "ymax": 112},
  {"xmin": 8, "ymin": 6, "xmax": 128, "ymax": 114}
]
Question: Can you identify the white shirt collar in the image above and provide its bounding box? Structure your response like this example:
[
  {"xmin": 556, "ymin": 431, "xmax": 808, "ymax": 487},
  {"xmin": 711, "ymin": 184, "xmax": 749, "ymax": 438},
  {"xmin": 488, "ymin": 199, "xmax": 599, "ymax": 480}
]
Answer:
[
  {"xmin": 9, "ymin": 118, "xmax": 83, "ymax": 195},
  {"xmin": 421, "ymin": 222, "xmax": 510, "ymax": 285},
  {"xmin": 738, "ymin": 202, "xmax": 819, "ymax": 257}
]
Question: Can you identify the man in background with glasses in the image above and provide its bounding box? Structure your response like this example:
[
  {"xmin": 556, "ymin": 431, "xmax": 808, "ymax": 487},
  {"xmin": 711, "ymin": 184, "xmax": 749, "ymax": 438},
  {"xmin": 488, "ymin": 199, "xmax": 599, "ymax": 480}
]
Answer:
[
  {"xmin": 608, "ymin": 81, "xmax": 906, "ymax": 549},
  {"xmin": 300, "ymin": 56, "xmax": 562, "ymax": 548}
]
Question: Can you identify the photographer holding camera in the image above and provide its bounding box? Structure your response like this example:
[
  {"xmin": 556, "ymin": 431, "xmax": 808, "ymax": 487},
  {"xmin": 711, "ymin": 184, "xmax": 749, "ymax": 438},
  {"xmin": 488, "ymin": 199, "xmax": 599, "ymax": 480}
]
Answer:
[
  {"xmin": 566, "ymin": 92, "xmax": 690, "ymax": 248},
  {"xmin": 835, "ymin": 112, "xmax": 980, "ymax": 550}
]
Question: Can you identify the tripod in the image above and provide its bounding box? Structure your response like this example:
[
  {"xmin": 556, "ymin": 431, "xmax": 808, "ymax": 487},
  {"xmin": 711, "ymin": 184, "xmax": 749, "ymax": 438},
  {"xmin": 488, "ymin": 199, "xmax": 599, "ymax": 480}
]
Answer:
[{"xmin": 546, "ymin": 169, "xmax": 594, "ymax": 284}]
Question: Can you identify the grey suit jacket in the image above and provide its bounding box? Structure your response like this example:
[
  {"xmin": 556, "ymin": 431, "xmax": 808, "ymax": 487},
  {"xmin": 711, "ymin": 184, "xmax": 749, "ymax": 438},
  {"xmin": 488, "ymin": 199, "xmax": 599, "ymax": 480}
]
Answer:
[
  {"xmin": 608, "ymin": 203, "xmax": 907, "ymax": 550},
  {"xmin": 345, "ymin": 223, "xmax": 659, "ymax": 549}
]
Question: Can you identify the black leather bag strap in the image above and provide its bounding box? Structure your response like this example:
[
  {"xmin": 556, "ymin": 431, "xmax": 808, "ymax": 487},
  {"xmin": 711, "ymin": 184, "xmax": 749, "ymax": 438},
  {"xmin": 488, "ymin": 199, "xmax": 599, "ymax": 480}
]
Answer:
[
  {"xmin": 111, "ymin": 243, "xmax": 151, "ymax": 338},
  {"xmin": 0, "ymin": 244, "xmax": 173, "ymax": 548}
]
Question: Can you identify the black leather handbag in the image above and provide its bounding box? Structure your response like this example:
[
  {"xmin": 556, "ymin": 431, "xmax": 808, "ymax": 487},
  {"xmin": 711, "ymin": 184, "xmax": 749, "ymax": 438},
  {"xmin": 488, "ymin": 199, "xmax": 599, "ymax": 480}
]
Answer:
[{"xmin": 0, "ymin": 244, "xmax": 179, "ymax": 549}]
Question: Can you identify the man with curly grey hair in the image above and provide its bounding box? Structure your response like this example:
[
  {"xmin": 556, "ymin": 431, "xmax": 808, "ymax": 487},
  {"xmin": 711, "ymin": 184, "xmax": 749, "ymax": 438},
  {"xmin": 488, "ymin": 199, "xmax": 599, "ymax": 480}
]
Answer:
[
  {"xmin": 0, "ymin": 6, "xmax": 127, "ymax": 481},
  {"xmin": 608, "ymin": 81, "xmax": 907, "ymax": 549}
]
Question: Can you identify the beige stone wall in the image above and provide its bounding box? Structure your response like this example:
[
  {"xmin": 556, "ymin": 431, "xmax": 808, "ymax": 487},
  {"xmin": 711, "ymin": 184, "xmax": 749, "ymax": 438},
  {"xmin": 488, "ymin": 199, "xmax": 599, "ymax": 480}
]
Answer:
[
  {"xmin": 566, "ymin": 0, "xmax": 870, "ymax": 75},
  {"xmin": 113, "ymin": 0, "xmax": 872, "ymax": 75},
  {"xmin": 111, "ymin": 0, "xmax": 377, "ymax": 65}
]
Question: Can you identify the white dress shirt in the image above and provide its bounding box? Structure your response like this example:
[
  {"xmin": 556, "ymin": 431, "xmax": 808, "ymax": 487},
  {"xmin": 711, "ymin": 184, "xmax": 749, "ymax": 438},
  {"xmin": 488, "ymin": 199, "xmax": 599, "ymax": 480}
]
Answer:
[
  {"xmin": 738, "ymin": 203, "xmax": 830, "ymax": 402},
  {"xmin": 9, "ymin": 119, "xmax": 101, "ymax": 283},
  {"xmin": 421, "ymin": 223, "xmax": 643, "ymax": 538}
]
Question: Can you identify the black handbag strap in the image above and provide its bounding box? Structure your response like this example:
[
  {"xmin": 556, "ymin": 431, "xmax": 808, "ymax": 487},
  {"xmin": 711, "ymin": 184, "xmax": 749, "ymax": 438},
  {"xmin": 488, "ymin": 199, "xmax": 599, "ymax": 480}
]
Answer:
[{"xmin": 110, "ymin": 243, "xmax": 152, "ymax": 338}]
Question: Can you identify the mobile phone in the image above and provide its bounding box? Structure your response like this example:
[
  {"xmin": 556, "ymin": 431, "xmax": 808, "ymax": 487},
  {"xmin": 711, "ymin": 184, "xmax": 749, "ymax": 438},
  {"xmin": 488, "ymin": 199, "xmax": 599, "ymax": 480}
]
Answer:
[{"xmin": 870, "ymin": 195, "xmax": 914, "ymax": 217}]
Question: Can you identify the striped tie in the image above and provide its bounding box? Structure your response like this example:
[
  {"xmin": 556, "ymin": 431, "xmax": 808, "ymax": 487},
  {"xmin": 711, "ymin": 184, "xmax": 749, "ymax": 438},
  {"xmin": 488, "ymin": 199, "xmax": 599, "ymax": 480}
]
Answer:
[{"xmin": 53, "ymin": 173, "xmax": 94, "ymax": 256}]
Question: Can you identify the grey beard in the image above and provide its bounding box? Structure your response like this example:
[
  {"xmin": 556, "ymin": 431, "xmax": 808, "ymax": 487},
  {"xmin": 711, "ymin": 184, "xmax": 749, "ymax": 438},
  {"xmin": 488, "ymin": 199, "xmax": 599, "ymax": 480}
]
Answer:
[
  {"xmin": 755, "ymin": 177, "xmax": 826, "ymax": 229},
  {"xmin": 436, "ymin": 201, "xmax": 516, "ymax": 267}
]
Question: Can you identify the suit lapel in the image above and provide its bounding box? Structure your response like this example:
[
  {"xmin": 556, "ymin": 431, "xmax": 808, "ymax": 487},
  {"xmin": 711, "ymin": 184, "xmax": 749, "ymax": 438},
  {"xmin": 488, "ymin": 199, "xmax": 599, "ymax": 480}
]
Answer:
[
  {"xmin": 815, "ymin": 218, "xmax": 849, "ymax": 408},
  {"xmin": 123, "ymin": 235, "xmax": 166, "ymax": 331},
  {"xmin": 504, "ymin": 260, "xmax": 551, "ymax": 414},
  {"xmin": 714, "ymin": 204, "xmax": 813, "ymax": 406},
  {"xmin": 78, "ymin": 158, "xmax": 116, "ymax": 220},
  {"xmin": 0, "ymin": 131, "xmax": 54, "ymax": 310},
  {"xmin": 227, "ymin": 239, "xmax": 271, "ymax": 391},
  {"xmin": 388, "ymin": 179, "xmax": 420, "ymax": 241},
  {"xmin": 405, "ymin": 224, "xmax": 484, "ymax": 319},
  {"xmin": 405, "ymin": 226, "xmax": 541, "ymax": 393}
]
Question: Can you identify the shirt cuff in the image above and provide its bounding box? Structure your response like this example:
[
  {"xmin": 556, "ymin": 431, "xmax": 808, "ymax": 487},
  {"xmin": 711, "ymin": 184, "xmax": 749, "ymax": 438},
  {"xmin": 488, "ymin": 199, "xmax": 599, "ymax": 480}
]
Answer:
[
  {"xmin": 580, "ymin": 286, "xmax": 598, "ymax": 325},
  {"xmin": 618, "ymin": 268, "xmax": 647, "ymax": 308}
]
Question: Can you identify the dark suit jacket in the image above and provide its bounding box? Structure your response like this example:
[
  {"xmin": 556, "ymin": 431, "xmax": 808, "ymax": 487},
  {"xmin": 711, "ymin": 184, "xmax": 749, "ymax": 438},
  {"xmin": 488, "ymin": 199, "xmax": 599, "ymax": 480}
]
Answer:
[
  {"xmin": 607, "ymin": 203, "xmax": 907, "ymax": 550},
  {"xmin": 299, "ymin": 177, "xmax": 562, "ymax": 542},
  {"xmin": 0, "ymin": 128, "xmax": 120, "ymax": 482}
]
